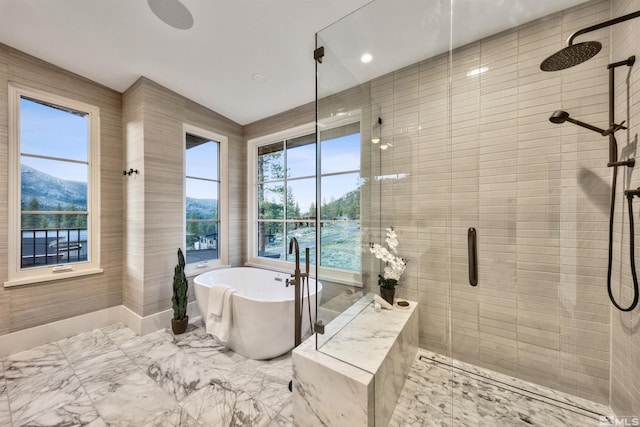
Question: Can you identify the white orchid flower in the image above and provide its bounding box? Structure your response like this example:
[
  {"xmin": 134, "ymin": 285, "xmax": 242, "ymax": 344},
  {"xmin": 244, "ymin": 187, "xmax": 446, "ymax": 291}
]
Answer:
[{"xmin": 369, "ymin": 227, "xmax": 407, "ymax": 283}]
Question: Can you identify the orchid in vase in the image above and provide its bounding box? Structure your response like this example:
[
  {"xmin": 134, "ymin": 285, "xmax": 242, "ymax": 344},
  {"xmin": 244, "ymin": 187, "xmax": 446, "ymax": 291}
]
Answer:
[{"xmin": 369, "ymin": 226, "xmax": 407, "ymax": 289}]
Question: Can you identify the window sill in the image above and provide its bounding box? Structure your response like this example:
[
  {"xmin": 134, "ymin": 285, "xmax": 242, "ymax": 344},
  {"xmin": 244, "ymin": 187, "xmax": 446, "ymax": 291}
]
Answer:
[{"xmin": 4, "ymin": 267, "xmax": 104, "ymax": 288}]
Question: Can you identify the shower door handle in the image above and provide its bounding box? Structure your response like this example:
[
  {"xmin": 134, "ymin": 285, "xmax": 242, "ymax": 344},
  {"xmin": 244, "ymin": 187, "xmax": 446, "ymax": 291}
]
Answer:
[{"xmin": 468, "ymin": 227, "xmax": 478, "ymax": 286}]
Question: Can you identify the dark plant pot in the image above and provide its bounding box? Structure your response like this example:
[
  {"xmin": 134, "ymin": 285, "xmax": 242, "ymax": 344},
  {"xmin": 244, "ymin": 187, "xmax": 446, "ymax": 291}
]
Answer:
[
  {"xmin": 171, "ymin": 316, "xmax": 189, "ymax": 335},
  {"xmin": 380, "ymin": 287, "xmax": 395, "ymax": 306}
]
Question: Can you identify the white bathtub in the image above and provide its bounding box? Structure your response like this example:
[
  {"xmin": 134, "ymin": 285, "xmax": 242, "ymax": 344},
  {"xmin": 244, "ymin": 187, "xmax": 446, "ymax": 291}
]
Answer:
[{"xmin": 194, "ymin": 267, "xmax": 322, "ymax": 360}]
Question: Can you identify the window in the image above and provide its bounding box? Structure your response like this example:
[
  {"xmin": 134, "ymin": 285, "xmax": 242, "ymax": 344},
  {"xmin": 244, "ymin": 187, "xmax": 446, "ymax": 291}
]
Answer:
[
  {"xmin": 6, "ymin": 83, "xmax": 101, "ymax": 286},
  {"xmin": 184, "ymin": 124, "xmax": 228, "ymax": 274},
  {"xmin": 256, "ymin": 131, "xmax": 317, "ymax": 266},
  {"xmin": 249, "ymin": 120, "xmax": 362, "ymax": 280},
  {"xmin": 318, "ymin": 122, "xmax": 361, "ymax": 272}
]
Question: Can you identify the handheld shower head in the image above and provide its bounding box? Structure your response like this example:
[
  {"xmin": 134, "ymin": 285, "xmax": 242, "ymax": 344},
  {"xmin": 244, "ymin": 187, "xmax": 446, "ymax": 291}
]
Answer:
[{"xmin": 548, "ymin": 110, "xmax": 606, "ymax": 135}]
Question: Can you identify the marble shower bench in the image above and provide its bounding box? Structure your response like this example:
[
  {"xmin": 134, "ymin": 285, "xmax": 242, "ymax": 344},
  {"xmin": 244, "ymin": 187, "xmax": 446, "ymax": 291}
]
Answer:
[{"xmin": 292, "ymin": 296, "xmax": 418, "ymax": 426}]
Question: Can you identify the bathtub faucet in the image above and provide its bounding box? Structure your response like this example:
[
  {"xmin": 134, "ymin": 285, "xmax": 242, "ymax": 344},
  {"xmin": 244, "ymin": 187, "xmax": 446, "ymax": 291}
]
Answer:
[
  {"xmin": 289, "ymin": 237, "xmax": 300, "ymax": 273},
  {"xmin": 287, "ymin": 237, "xmax": 304, "ymax": 346}
]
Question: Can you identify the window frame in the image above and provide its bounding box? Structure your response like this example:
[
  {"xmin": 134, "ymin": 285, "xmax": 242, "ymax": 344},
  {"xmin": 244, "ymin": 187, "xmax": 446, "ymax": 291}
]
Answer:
[
  {"xmin": 183, "ymin": 123, "xmax": 229, "ymax": 277},
  {"xmin": 247, "ymin": 119, "xmax": 363, "ymax": 286},
  {"xmin": 5, "ymin": 83, "xmax": 102, "ymax": 287}
]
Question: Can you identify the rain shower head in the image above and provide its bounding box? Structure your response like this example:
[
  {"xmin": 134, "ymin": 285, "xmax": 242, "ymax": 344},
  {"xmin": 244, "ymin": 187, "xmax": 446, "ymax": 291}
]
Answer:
[
  {"xmin": 548, "ymin": 110, "xmax": 606, "ymax": 135},
  {"xmin": 540, "ymin": 10, "xmax": 640, "ymax": 72},
  {"xmin": 540, "ymin": 41, "xmax": 602, "ymax": 72}
]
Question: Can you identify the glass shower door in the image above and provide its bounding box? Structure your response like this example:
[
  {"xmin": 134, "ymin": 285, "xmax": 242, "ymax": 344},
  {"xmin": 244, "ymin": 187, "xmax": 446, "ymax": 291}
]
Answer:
[{"xmin": 314, "ymin": 26, "xmax": 382, "ymax": 349}]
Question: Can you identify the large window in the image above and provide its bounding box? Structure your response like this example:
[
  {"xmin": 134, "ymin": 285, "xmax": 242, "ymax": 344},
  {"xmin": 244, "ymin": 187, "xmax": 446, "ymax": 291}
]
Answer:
[
  {"xmin": 7, "ymin": 84, "xmax": 101, "ymax": 286},
  {"xmin": 184, "ymin": 125, "xmax": 227, "ymax": 274},
  {"xmin": 257, "ymin": 132, "xmax": 317, "ymax": 266},
  {"xmin": 249, "ymin": 121, "xmax": 361, "ymax": 276},
  {"xmin": 319, "ymin": 122, "xmax": 361, "ymax": 272}
]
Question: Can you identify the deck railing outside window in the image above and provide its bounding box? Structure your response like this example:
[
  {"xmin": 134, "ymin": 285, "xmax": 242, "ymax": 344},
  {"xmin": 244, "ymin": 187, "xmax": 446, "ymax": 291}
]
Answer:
[{"xmin": 20, "ymin": 228, "xmax": 88, "ymax": 268}]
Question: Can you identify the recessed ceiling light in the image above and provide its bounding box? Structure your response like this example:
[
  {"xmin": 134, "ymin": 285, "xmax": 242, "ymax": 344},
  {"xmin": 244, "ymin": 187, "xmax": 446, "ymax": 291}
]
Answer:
[
  {"xmin": 148, "ymin": 0, "xmax": 194, "ymax": 30},
  {"xmin": 361, "ymin": 53, "xmax": 373, "ymax": 64},
  {"xmin": 252, "ymin": 73, "xmax": 266, "ymax": 83},
  {"xmin": 371, "ymin": 138, "xmax": 380, "ymax": 144}
]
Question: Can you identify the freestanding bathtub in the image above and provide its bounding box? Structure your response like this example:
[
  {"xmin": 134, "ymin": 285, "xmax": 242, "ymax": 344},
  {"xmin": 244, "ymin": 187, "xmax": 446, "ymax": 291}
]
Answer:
[{"xmin": 194, "ymin": 267, "xmax": 322, "ymax": 360}]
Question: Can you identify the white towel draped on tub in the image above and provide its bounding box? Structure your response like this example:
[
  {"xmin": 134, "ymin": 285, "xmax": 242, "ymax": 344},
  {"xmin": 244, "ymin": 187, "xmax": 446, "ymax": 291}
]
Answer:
[{"xmin": 206, "ymin": 284, "xmax": 237, "ymax": 344}]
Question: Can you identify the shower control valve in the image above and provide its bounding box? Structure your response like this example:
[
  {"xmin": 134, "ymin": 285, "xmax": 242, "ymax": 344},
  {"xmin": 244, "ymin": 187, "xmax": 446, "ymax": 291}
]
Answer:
[{"xmin": 624, "ymin": 188, "xmax": 640, "ymax": 199}]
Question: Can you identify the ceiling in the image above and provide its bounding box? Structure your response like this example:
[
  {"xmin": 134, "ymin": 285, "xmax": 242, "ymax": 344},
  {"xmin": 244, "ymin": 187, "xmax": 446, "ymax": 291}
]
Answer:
[{"xmin": 0, "ymin": 0, "xmax": 588, "ymax": 126}]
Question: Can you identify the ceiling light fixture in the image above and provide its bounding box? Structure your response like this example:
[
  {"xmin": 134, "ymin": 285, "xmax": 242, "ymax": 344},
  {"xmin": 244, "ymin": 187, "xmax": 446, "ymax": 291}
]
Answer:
[
  {"xmin": 148, "ymin": 0, "xmax": 194, "ymax": 30},
  {"xmin": 360, "ymin": 53, "xmax": 373, "ymax": 64}
]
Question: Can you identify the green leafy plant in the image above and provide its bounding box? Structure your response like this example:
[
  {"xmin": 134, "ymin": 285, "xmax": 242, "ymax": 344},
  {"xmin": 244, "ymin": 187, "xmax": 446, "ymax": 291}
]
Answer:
[
  {"xmin": 378, "ymin": 274, "xmax": 398, "ymax": 289},
  {"xmin": 172, "ymin": 248, "xmax": 188, "ymax": 321}
]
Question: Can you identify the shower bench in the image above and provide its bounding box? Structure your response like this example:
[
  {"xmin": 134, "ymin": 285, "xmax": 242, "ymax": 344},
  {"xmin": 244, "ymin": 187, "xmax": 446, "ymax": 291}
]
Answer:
[{"xmin": 292, "ymin": 295, "xmax": 418, "ymax": 426}]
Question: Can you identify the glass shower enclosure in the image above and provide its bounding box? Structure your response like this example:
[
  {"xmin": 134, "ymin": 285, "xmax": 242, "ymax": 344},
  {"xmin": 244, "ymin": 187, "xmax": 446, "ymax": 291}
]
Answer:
[{"xmin": 315, "ymin": 0, "xmax": 640, "ymax": 423}]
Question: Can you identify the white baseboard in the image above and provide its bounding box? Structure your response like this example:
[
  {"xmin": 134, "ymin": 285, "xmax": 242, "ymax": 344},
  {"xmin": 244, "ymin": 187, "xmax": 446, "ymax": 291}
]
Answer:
[
  {"xmin": 0, "ymin": 302, "xmax": 201, "ymax": 357},
  {"xmin": 121, "ymin": 301, "xmax": 200, "ymax": 336}
]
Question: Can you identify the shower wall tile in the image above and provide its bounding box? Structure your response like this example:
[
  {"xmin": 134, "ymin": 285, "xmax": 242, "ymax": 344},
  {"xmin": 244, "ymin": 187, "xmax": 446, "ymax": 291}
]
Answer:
[
  {"xmin": 371, "ymin": 0, "xmax": 618, "ymax": 405},
  {"xmin": 611, "ymin": 0, "xmax": 640, "ymax": 416}
]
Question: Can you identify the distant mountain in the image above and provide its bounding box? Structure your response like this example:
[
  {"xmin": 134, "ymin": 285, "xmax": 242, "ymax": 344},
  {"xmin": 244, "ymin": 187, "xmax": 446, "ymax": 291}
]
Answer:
[
  {"xmin": 21, "ymin": 164, "xmax": 217, "ymax": 215},
  {"xmin": 321, "ymin": 189, "xmax": 360, "ymax": 220},
  {"xmin": 186, "ymin": 197, "xmax": 218, "ymax": 219},
  {"xmin": 21, "ymin": 164, "xmax": 87, "ymax": 210}
]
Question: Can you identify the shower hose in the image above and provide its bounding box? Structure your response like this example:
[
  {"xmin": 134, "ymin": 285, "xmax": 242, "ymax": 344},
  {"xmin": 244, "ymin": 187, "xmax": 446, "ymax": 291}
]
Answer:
[{"xmin": 607, "ymin": 166, "xmax": 640, "ymax": 311}]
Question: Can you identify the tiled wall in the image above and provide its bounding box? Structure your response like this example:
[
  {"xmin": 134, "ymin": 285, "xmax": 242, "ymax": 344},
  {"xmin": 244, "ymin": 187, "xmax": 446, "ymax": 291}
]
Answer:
[
  {"xmin": 610, "ymin": 0, "xmax": 640, "ymax": 416},
  {"xmin": 371, "ymin": 0, "xmax": 617, "ymax": 404},
  {"xmin": 0, "ymin": 43, "xmax": 124, "ymax": 334},
  {"xmin": 123, "ymin": 77, "xmax": 245, "ymax": 318}
]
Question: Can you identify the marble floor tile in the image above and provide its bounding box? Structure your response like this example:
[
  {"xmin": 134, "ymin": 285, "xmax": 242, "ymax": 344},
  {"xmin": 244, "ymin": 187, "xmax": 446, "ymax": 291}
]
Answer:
[
  {"xmin": 71, "ymin": 348, "xmax": 142, "ymax": 395},
  {"xmin": 57, "ymin": 328, "xmax": 120, "ymax": 364},
  {"xmin": 144, "ymin": 407, "xmax": 200, "ymax": 427},
  {"xmin": 119, "ymin": 328, "xmax": 181, "ymax": 372},
  {"xmin": 88, "ymin": 369, "xmax": 183, "ymax": 426},
  {"xmin": 0, "ymin": 361, "xmax": 11, "ymax": 427},
  {"xmin": 4, "ymin": 344, "xmax": 102, "ymax": 427},
  {"xmin": 3, "ymin": 343, "xmax": 68, "ymax": 386},
  {"xmin": 390, "ymin": 349, "xmax": 614, "ymax": 427},
  {"xmin": 1, "ymin": 322, "xmax": 621, "ymax": 427},
  {"xmin": 181, "ymin": 380, "xmax": 276, "ymax": 427},
  {"xmin": 101, "ymin": 322, "xmax": 138, "ymax": 346},
  {"xmin": 144, "ymin": 346, "xmax": 217, "ymax": 402}
]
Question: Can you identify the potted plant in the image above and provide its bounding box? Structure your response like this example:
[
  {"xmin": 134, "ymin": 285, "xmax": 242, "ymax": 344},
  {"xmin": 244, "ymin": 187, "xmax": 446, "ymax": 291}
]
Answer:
[
  {"xmin": 171, "ymin": 248, "xmax": 189, "ymax": 334},
  {"xmin": 370, "ymin": 226, "xmax": 407, "ymax": 305}
]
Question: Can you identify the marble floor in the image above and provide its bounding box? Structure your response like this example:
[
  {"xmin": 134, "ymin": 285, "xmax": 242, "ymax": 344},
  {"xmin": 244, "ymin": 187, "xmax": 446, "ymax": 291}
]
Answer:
[
  {"xmin": 0, "ymin": 321, "xmax": 615, "ymax": 426},
  {"xmin": 0, "ymin": 321, "xmax": 293, "ymax": 426},
  {"xmin": 390, "ymin": 349, "xmax": 614, "ymax": 426}
]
